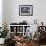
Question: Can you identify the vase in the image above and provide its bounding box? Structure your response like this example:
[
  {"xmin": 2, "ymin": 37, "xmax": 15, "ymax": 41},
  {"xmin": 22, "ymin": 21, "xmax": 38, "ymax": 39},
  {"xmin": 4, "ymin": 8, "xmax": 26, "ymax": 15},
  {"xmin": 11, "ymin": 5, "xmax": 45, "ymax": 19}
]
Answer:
[{"xmin": 0, "ymin": 38, "xmax": 5, "ymax": 44}]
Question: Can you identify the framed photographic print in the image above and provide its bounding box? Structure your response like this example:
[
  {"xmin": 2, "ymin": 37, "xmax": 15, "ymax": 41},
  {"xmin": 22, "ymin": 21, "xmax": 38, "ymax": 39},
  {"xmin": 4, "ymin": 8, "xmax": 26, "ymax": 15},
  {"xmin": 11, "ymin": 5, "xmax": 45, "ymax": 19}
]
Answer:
[{"xmin": 19, "ymin": 5, "xmax": 33, "ymax": 16}]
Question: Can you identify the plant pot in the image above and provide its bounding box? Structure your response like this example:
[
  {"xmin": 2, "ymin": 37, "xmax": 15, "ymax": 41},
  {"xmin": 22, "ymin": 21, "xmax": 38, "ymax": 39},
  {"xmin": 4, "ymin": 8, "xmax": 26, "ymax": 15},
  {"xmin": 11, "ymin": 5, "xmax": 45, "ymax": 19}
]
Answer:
[{"xmin": 0, "ymin": 38, "xmax": 5, "ymax": 44}]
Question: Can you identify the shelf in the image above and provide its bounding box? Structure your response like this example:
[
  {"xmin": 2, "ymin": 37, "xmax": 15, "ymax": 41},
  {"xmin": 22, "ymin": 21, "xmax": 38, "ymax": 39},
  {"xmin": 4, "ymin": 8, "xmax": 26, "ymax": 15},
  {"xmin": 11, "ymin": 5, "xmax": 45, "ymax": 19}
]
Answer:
[
  {"xmin": 10, "ymin": 32, "xmax": 23, "ymax": 34},
  {"xmin": 9, "ymin": 25, "xmax": 31, "ymax": 26},
  {"xmin": 9, "ymin": 25, "xmax": 31, "ymax": 36},
  {"xmin": 10, "ymin": 32, "xmax": 15, "ymax": 33},
  {"xmin": 16, "ymin": 32, "xmax": 23, "ymax": 33}
]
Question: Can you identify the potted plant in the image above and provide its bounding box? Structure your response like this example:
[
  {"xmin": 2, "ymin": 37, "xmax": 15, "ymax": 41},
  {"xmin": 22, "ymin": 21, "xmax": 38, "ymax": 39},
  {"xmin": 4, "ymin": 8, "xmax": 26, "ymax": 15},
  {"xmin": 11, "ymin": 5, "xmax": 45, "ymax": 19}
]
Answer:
[{"xmin": 0, "ymin": 23, "xmax": 9, "ymax": 44}]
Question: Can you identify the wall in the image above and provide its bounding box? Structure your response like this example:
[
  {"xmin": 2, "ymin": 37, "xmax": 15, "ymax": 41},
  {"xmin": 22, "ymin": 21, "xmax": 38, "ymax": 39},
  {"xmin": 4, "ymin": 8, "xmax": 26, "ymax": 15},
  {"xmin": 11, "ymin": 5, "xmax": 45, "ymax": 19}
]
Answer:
[
  {"xmin": 3, "ymin": 0, "xmax": 46, "ymax": 26},
  {"xmin": 2, "ymin": 0, "xmax": 8, "ymax": 24},
  {"xmin": 0, "ymin": 0, "xmax": 2, "ymax": 27}
]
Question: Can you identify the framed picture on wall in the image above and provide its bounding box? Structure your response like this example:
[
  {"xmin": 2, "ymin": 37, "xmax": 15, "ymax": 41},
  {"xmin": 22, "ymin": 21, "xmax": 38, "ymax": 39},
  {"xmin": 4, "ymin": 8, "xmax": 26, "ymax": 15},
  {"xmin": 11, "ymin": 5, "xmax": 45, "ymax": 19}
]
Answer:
[{"xmin": 19, "ymin": 5, "xmax": 33, "ymax": 16}]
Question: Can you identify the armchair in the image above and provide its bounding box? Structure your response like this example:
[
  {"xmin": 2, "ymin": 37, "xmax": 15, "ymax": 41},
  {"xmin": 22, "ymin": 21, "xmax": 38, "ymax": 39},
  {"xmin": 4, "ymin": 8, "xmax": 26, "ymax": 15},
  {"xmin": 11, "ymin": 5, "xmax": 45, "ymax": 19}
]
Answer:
[{"xmin": 38, "ymin": 26, "xmax": 46, "ymax": 45}]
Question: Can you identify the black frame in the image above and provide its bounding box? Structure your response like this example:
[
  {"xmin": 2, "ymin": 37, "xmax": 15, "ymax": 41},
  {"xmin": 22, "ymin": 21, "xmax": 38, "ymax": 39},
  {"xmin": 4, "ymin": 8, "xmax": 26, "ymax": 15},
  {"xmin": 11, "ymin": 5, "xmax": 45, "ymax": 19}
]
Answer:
[{"xmin": 19, "ymin": 5, "xmax": 33, "ymax": 16}]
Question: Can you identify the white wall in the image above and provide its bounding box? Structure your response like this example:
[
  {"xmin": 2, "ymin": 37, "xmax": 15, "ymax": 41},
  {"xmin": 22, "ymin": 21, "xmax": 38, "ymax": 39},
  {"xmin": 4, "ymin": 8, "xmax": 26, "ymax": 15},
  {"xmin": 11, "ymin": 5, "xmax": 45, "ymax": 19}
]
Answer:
[
  {"xmin": 2, "ymin": 0, "xmax": 8, "ymax": 24},
  {"xmin": 3, "ymin": 0, "xmax": 46, "ymax": 26},
  {"xmin": 0, "ymin": 0, "xmax": 2, "ymax": 27}
]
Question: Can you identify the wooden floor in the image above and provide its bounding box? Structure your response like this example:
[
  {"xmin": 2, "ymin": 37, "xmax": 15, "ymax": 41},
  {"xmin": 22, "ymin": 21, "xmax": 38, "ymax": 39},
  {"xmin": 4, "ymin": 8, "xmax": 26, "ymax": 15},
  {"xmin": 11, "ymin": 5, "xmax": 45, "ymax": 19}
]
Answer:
[
  {"xmin": 40, "ymin": 45, "xmax": 46, "ymax": 46},
  {"xmin": 0, "ymin": 44, "xmax": 46, "ymax": 46},
  {"xmin": 31, "ymin": 40, "xmax": 46, "ymax": 46},
  {"xmin": 0, "ymin": 44, "xmax": 4, "ymax": 46}
]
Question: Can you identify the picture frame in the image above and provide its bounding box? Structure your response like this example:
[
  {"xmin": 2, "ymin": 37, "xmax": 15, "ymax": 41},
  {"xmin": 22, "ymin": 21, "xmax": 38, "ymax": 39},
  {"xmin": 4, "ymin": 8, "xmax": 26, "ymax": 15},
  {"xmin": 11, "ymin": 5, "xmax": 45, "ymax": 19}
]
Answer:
[{"xmin": 19, "ymin": 5, "xmax": 33, "ymax": 16}]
